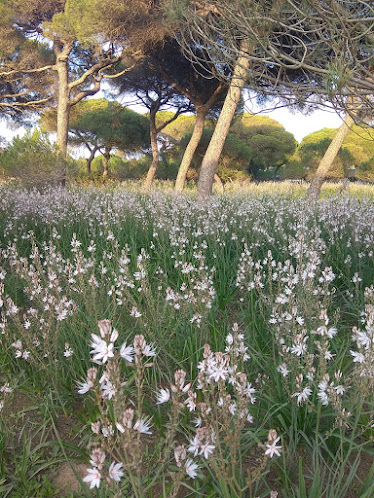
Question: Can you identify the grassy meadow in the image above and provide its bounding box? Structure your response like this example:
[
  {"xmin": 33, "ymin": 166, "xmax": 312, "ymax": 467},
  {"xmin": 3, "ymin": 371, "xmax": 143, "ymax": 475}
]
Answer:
[{"xmin": 0, "ymin": 181, "xmax": 374, "ymax": 497}]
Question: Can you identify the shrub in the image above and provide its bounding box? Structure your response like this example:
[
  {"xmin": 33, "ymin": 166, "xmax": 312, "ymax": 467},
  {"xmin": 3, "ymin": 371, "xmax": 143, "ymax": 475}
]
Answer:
[{"xmin": 0, "ymin": 130, "xmax": 73, "ymax": 188}]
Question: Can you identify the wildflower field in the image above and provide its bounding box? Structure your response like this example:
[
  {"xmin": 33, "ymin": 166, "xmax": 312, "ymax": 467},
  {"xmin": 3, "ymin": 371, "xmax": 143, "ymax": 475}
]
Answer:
[{"xmin": 1, "ymin": 181, "xmax": 374, "ymax": 497}]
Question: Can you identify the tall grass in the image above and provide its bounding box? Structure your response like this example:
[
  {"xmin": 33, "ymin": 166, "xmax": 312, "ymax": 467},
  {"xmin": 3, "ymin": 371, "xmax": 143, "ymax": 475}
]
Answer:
[{"xmin": 0, "ymin": 182, "xmax": 373, "ymax": 496}]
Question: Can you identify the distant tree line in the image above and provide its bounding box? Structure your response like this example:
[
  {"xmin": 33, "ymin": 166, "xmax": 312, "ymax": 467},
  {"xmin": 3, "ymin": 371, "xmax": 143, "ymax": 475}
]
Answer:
[{"xmin": 1, "ymin": 0, "xmax": 374, "ymax": 199}]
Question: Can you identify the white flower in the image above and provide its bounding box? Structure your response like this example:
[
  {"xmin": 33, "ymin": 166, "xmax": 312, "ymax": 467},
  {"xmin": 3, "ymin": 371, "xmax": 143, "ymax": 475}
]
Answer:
[
  {"xmin": 187, "ymin": 436, "xmax": 200, "ymax": 456},
  {"xmin": 130, "ymin": 306, "xmax": 142, "ymax": 318},
  {"xmin": 242, "ymin": 382, "xmax": 257, "ymax": 403},
  {"xmin": 101, "ymin": 425, "xmax": 114, "ymax": 438},
  {"xmin": 209, "ymin": 365, "xmax": 228, "ymax": 382},
  {"xmin": 83, "ymin": 468, "xmax": 101, "ymax": 489},
  {"xmin": 101, "ymin": 381, "xmax": 116, "ymax": 400},
  {"xmin": 277, "ymin": 363, "xmax": 289, "ymax": 377},
  {"xmin": 133, "ymin": 417, "xmax": 152, "ymax": 435},
  {"xmin": 142, "ymin": 344, "xmax": 156, "ymax": 357},
  {"xmin": 193, "ymin": 416, "xmax": 202, "ymax": 427},
  {"xmin": 90, "ymin": 334, "xmax": 114, "ymax": 364},
  {"xmin": 335, "ymin": 385, "xmax": 345, "ymax": 395},
  {"xmin": 185, "ymin": 391, "xmax": 197, "ymax": 412},
  {"xmin": 185, "ymin": 458, "xmax": 199, "ymax": 479},
  {"xmin": 350, "ymin": 350, "xmax": 365, "ymax": 363},
  {"xmin": 156, "ymin": 388, "xmax": 170, "ymax": 404},
  {"xmin": 265, "ymin": 438, "xmax": 282, "ymax": 458},
  {"xmin": 77, "ymin": 380, "xmax": 93, "ymax": 394},
  {"xmin": 64, "ymin": 344, "xmax": 74, "ymax": 357},
  {"xmin": 115, "ymin": 422, "xmax": 125, "ymax": 433},
  {"xmin": 291, "ymin": 343, "xmax": 307, "ymax": 356},
  {"xmin": 119, "ymin": 342, "xmax": 134, "ymax": 362},
  {"xmin": 229, "ymin": 402, "xmax": 236, "ymax": 415},
  {"xmin": 0, "ymin": 383, "xmax": 12, "ymax": 394},
  {"xmin": 200, "ymin": 442, "xmax": 215, "ymax": 459},
  {"xmin": 226, "ymin": 333, "xmax": 233, "ymax": 345},
  {"xmin": 108, "ymin": 462, "xmax": 124, "ymax": 482},
  {"xmin": 246, "ymin": 413, "xmax": 254, "ymax": 423},
  {"xmin": 355, "ymin": 331, "xmax": 371, "ymax": 349},
  {"xmin": 326, "ymin": 327, "xmax": 337, "ymax": 339},
  {"xmin": 317, "ymin": 390, "xmax": 329, "ymax": 406},
  {"xmin": 324, "ymin": 350, "xmax": 335, "ymax": 361},
  {"xmin": 292, "ymin": 387, "xmax": 312, "ymax": 405}
]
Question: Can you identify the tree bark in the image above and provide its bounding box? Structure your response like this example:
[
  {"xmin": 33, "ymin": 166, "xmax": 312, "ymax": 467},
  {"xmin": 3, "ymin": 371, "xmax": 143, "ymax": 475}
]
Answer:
[
  {"xmin": 307, "ymin": 112, "xmax": 355, "ymax": 200},
  {"xmin": 54, "ymin": 42, "xmax": 73, "ymax": 186},
  {"xmin": 143, "ymin": 109, "xmax": 159, "ymax": 191},
  {"xmin": 197, "ymin": 40, "xmax": 250, "ymax": 203},
  {"xmin": 103, "ymin": 148, "xmax": 110, "ymax": 178},
  {"xmin": 175, "ymin": 108, "xmax": 206, "ymax": 192},
  {"xmin": 86, "ymin": 147, "xmax": 97, "ymax": 174}
]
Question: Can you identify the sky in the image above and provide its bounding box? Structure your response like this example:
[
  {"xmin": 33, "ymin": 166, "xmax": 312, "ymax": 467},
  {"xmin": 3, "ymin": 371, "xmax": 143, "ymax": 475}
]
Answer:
[{"xmin": 0, "ymin": 95, "xmax": 343, "ymax": 148}]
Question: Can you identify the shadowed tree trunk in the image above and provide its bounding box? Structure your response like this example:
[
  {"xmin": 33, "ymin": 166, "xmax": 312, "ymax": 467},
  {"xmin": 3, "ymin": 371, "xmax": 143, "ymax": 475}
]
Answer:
[
  {"xmin": 197, "ymin": 40, "xmax": 250, "ymax": 203},
  {"xmin": 103, "ymin": 148, "xmax": 110, "ymax": 178},
  {"xmin": 86, "ymin": 146, "xmax": 99, "ymax": 174},
  {"xmin": 307, "ymin": 112, "xmax": 355, "ymax": 200}
]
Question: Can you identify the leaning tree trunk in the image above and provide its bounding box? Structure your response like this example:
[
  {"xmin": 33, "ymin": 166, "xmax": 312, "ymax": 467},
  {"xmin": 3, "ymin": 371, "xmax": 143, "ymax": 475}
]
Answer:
[
  {"xmin": 307, "ymin": 112, "xmax": 355, "ymax": 200},
  {"xmin": 143, "ymin": 110, "xmax": 159, "ymax": 192},
  {"xmin": 197, "ymin": 40, "xmax": 250, "ymax": 203},
  {"xmin": 175, "ymin": 108, "xmax": 207, "ymax": 192}
]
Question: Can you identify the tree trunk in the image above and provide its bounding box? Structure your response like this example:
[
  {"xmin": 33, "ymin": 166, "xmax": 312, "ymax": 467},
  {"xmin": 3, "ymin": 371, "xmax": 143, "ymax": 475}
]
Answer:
[
  {"xmin": 307, "ymin": 112, "xmax": 355, "ymax": 200},
  {"xmin": 103, "ymin": 149, "xmax": 110, "ymax": 178},
  {"xmin": 55, "ymin": 43, "xmax": 72, "ymax": 186},
  {"xmin": 143, "ymin": 110, "xmax": 159, "ymax": 191},
  {"xmin": 175, "ymin": 108, "xmax": 206, "ymax": 192},
  {"xmin": 56, "ymin": 83, "xmax": 70, "ymax": 158},
  {"xmin": 86, "ymin": 147, "xmax": 97, "ymax": 174},
  {"xmin": 197, "ymin": 40, "xmax": 250, "ymax": 203}
]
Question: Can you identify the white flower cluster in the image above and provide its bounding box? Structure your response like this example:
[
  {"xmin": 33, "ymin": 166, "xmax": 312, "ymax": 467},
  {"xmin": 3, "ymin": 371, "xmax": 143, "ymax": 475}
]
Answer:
[
  {"xmin": 83, "ymin": 448, "xmax": 124, "ymax": 489},
  {"xmin": 350, "ymin": 288, "xmax": 374, "ymax": 388}
]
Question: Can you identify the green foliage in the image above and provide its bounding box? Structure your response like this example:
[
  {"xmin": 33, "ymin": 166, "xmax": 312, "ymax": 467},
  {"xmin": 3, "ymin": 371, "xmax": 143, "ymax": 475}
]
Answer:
[
  {"xmin": 89, "ymin": 154, "xmax": 152, "ymax": 180},
  {"xmin": 279, "ymin": 159, "xmax": 308, "ymax": 180},
  {"xmin": 73, "ymin": 101, "xmax": 150, "ymax": 153},
  {"xmin": 296, "ymin": 126, "xmax": 374, "ymax": 180},
  {"xmin": 170, "ymin": 112, "xmax": 296, "ymax": 181},
  {"xmin": 161, "ymin": 114, "xmax": 208, "ymax": 141},
  {"xmin": 41, "ymin": 99, "xmax": 150, "ymax": 178},
  {"xmin": 42, "ymin": 0, "xmax": 104, "ymax": 45},
  {"xmin": 0, "ymin": 130, "xmax": 73, "ymax": 188},
  {"xmin": 231, "ymin": 113, "xmax": 296, "ymax": 176},
  {"xmin": 43, "ymin": 99, "xmax": 150, "ymax": 154},
  {"xmin": 177, "ymin": 127, "xmax": 252, "ymax": 181}
]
